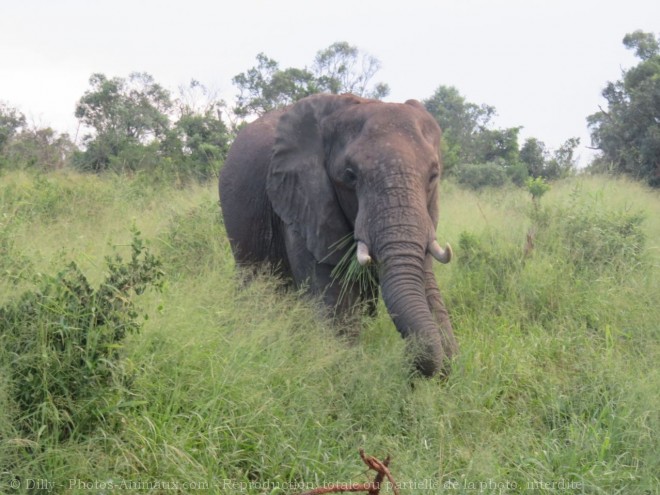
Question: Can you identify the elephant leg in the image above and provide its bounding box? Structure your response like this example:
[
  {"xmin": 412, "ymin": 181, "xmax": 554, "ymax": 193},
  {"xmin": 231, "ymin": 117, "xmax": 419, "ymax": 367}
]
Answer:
[{"xmin": 424, "ymin": 257, "xmax": 458, "ymax": 360}]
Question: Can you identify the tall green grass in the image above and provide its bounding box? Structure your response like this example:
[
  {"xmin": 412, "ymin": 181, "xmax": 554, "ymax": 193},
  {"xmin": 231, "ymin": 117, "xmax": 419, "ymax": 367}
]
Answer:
[{"xmin": 1, "ymin": 171, "xmax": 658, "ymax": 494}]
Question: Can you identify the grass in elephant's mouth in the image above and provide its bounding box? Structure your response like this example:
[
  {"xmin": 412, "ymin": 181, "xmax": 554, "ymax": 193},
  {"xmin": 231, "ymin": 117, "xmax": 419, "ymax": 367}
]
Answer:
[{"xmin": 328, "ymin": 234, "xmax": 379, "ymax": 305}]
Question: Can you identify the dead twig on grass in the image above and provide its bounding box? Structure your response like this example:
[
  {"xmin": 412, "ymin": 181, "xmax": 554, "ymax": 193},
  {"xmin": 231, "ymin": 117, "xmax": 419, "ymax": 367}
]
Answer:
[{"xmin": 298, "ymin": 449, "xmax": 399, "ymax": 495}]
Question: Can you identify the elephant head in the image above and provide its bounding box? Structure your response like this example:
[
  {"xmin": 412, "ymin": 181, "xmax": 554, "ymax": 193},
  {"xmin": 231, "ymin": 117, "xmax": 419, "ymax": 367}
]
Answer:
[{"xmin": 265, "ymin": 94, "xmax": 457, "ymax": 376}]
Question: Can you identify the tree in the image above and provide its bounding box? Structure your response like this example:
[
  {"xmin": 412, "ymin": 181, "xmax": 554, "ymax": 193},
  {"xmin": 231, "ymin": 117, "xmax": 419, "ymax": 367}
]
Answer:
[
  {"xmin": 587, "ymin": 30, "xmax": 660, "ymax": 186},
  {"xmin": 424, "ymin": 85, "xmax": 577, "ymax": 186},
  {"xmin": 74, "ymin": 72, "xmax": 172, "ymax": 172},
  {"xmin": 548, "ymin": 137, "xmax": 580, "ymax": 179},
  {"xmin": 424, "ymin": 86, "xmax": 495, "ymax": 136},
  {"xmin": 1, "ymin": 104, "xmax": 74, "ymax": 171},
  {"xmin": 232, "ymin": 53, "xmax": 319, "ymax": 117},
  {"xmin": 73, "ymin": 73, "xmax": 232, "ymax": 179},
  {"xmin": 5, "ymin": 127, "xmax": 74, "ymax": 170},
  {"xmin": 162, "ymin": 80, "xmax": 231, "ymax": 180},
  {"xmin": 0, "ymin": 102, "xmax": 26, "ymax": 152},
  {"xmin": 313, "ymin": 42, "xmax": 389, "ymax": 99},
  {"xmin": 623, "ymin": 30, "xmax": 660, "ymax": 61},
  {"xmin": 422, "ymin": 85, "xmax": 528, "ymax": 178},
  {"xmin": 232, "ymin": 42, "xmax": 389, "ymax": 118},
  {"xmin": 474, "ymin": 127, "xmax": 521, "ymax": 164},
  {"xmin": 423, "ymin": 86, "xmax": 495, "ymax": 168},
  {"xmin": 520, "ymin": 138, "xmax": 547, "ymax": 178},
  {"xmin": 520, "ymin": 137, "xmax": 579, "ymax": 180},
  {"xmin": 76, "ymin": 72, "xmax": 171, "ymax": 142}
]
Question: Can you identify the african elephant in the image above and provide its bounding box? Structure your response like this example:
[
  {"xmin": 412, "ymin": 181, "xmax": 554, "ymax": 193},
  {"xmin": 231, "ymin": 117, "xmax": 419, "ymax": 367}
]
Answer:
[{"xmin": 219, "ymin": 93, "xmax": 457, "ymax": 377}]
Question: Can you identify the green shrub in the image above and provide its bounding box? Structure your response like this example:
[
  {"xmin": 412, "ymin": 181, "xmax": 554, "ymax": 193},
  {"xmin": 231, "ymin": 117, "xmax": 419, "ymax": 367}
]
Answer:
[
  {"xmin": 0, "ymin": 229, "xmax": 163, "ymax": 440},
  {"xmin": 455, "ymin": 162, "xmax": 509, "ymax": 189},
  {"xmin": 526, "ymin": 176, "xmax": 551, "ymax": 202},
  {"xmin": 505, "ymin": 161, "xmax": 529, "ymax": 186}
]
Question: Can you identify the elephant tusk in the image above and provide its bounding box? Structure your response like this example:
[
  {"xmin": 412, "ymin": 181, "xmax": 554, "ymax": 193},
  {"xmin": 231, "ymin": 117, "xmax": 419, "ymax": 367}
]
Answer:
[
  {"xmin": 429, "ymin": 240, "xmax": 452, "ymax": 264},
  {"xmin": 356, "ymin": 241, "xmax": 372, "ymax": 266}
]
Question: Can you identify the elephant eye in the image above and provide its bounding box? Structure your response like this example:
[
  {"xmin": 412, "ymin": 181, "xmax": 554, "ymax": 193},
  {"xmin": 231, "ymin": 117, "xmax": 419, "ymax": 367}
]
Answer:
[
  {"xmin": 429, "ymin": 162, "xmax": 440, "ymax": 184},
  {"xmin": 343, "ymin": 167, "xmax": 358, "ymax": 186}
]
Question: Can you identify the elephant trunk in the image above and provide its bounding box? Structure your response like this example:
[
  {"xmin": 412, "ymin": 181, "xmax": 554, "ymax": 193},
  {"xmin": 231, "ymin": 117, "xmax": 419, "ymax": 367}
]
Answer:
[{"xmin": 373, "ymin": 221, "xmax": 451, "ymax": 377}]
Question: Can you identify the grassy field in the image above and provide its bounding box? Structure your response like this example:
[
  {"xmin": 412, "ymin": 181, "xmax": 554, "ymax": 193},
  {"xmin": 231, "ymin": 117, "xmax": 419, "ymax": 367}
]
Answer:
[{"xmin": 1, "ymin": 170, "xmax": 658, "ymax": 494}]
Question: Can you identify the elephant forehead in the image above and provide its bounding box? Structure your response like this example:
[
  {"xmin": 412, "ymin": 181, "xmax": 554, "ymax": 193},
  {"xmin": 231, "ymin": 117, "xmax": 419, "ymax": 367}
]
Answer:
[
  {"xmin": 362, "ymin": 112, "xmax": 421, "ymax": 136},
  {"xmin": 350, "ymin": 133, "xmax": 438, "ymax": 167},
  {"xmin": 359, "ymin": 161, "xmax": 428, "ymax": 193},
  {"xmin": 360, "ymin": 121, "xmax": 440, "ymax": 158},
  {"xmin": 363, "ymin": 104, "xmax": 439, "ymax": 137}
]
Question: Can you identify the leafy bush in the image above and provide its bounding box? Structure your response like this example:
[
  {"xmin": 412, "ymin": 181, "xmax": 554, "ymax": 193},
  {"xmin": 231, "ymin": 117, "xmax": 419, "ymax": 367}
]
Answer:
[
  {"xmin": 526, "ymin": 176, "xmax": 551, "ymax": 202},
  {"xmin": 0, "ymin": 229, "xmax": 163, "ymax": 440},
  {"xmin": 505, "ymin": 160, "xmax": 529, "ymax": 186},
  {"xmin": 455, "ymin": 162, "xmax": 509, "ymax": 189}
]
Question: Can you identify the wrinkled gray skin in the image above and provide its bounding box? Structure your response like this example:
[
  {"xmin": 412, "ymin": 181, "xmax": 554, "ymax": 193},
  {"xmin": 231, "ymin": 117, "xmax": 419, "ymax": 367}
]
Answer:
[{"xmin": 219, "ymin": 93, "xmax": 457, "ymax": 376}]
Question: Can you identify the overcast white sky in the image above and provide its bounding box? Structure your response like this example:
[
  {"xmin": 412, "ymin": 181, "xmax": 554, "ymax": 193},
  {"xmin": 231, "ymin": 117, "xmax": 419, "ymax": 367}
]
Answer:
[{"xmin": 1, "ymin": 0, "xmax": 658, "ymax": 164}]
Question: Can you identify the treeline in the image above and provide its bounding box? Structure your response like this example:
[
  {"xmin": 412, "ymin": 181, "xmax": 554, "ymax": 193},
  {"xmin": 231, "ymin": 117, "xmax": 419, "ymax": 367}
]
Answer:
[
  {"xmin": 424, "ymin": 86, "xmax": 579, "ymax": 188},
  {"xmin": 1, "ymin": 33, "xmax": 658, "ymax": 187},
  {"xmin": 1, "ymin": 75, "xmax": 230, "ymax": 182}
]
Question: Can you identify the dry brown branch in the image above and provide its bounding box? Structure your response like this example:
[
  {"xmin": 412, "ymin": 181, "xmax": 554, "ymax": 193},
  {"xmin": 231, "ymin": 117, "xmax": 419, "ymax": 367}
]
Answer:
[
  {"xmin": 524, "ymin": 226, "xmax": 536, "ymax": 259},
  {"xmin": 298, "ymin": 449, "xmax": 399, "ymax": 495}
]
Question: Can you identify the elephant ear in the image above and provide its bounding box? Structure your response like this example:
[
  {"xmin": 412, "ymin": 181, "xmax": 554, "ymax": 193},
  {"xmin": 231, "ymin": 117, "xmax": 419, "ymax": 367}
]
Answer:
[{"xmin": 266, "ymin": 94, "xmax": 362, "ymax": 265}]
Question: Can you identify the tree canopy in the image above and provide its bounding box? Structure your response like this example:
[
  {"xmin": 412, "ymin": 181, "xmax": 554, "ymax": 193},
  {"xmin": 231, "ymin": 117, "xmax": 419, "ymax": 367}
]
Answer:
[
  {"xmin": 423, "ymin": 85, "xmax": 578, "ymax": 187},
  {"xmin": 0, "ymin": 102, "xmax": 26, "ymax": 152},
  {"xmin": 72, "ymin": 74, "xmax": 229, "ymax": 180},
  {"xmin": 1, "ymin": 103, "xmax": 73, "ymax": 171},
  {"xmin": 312, "ymin": 42, "xmax": 390, "ymax": 100},
  {"xmin": 520, "ymin": 137, "xmax": 580, "ymax": 180},
  {"xmin": 232, "ymin": 54, "xmax": 319, "ymax": 117},
  {"xmin": 233, "ymin": 42, "xmax": 390, "ymax": 117},
  {"xmin": 73, "ymin": 73, "xmax": 172, "ymax": 172},
  {"xmin": 587, "ymin": 30, "xmax": 660, "ymax": 186},
  {"xmin": 423, "ymin": 86, "xmax": 496, "ymax": 168},
  {"xmin": 162, "ymin": 80, "xmax": 230, "ymax": 180}
]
